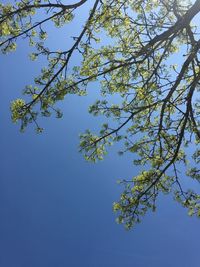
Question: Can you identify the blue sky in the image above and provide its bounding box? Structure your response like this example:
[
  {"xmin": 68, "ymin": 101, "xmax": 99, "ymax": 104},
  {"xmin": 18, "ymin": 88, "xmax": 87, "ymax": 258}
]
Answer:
[{"xmin": 1, "ymin": 3, "xmax": 200, "ymax": 267}]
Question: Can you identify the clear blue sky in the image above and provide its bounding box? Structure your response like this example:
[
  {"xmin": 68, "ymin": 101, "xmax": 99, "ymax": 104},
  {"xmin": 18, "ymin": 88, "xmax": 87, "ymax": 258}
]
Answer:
[{"xmin": 1, "ymin": 3, "xmax": 200, "ymax": 267}]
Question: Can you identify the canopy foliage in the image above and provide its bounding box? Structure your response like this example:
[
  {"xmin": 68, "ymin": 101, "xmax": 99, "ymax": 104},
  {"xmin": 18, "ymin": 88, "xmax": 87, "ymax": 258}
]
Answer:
[{"xmin": 1, "ymin": 0, "xmax": 200, "ymax": 229}]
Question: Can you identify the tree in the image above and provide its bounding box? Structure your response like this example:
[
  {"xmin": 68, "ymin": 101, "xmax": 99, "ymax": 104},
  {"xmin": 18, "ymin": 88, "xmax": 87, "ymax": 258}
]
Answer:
[{"xmin": 1, "ymin": 0, "xmax": 200, "ymax": 229}]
